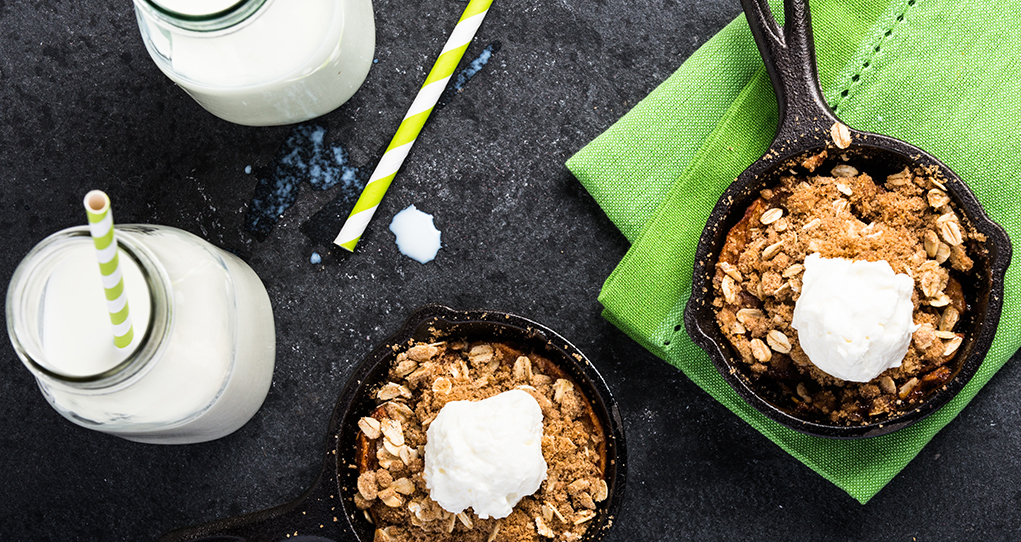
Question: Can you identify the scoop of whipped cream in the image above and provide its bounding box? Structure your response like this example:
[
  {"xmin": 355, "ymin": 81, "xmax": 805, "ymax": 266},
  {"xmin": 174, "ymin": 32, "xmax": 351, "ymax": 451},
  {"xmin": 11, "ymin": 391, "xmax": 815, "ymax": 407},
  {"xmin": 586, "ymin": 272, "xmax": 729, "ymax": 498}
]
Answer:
[
  {"xmin": 791, "ymin": 253, "xmax": 919, "ymax": 382},
  {"xmin": 424, "ymin": 389, "xmax": 547, "ymax": 519}
]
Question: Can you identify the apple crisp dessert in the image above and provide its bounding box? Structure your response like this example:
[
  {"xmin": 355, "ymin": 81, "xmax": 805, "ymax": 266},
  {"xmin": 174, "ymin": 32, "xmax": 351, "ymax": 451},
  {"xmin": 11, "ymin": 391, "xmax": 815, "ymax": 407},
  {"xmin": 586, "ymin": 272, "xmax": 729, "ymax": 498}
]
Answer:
[{"xmin": 711, "ymin": 152, "xmax": 986, "ymax": 425}]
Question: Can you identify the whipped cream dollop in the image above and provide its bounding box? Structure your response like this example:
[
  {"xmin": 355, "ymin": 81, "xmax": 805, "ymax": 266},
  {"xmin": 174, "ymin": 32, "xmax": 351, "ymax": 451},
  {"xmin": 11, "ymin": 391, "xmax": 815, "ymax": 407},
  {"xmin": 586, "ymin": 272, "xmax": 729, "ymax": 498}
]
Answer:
[
  {"xmin": 791, "ymin": 253, "xmax": 919, "ymax": 382},
  {"xmin": 424, "ymin": 389, "xmax": 547, "ymax": 519}
]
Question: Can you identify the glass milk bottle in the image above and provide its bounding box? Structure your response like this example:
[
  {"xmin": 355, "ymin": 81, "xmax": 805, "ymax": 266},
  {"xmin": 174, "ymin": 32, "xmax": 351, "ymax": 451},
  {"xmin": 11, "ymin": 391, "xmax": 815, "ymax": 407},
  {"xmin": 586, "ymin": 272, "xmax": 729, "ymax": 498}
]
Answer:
[
  {"xmin": 5, "ymin": 225, "xmax": 276, "ymax": 444},
  {"xmin": 133, "ymin": 0, "xmax": 375, "ymax": 126}
]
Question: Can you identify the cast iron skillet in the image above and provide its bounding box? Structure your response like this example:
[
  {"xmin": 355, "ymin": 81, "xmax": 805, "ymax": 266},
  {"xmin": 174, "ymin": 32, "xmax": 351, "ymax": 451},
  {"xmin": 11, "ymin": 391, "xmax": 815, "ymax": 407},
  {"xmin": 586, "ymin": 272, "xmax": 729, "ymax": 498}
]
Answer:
[
  {"xmin": 159, "ymin": 305, "xmax": 627, "ymax": 541},
  {"xmin": 684, "ymin": 0, "xmax": 1012, "ymax": 438}
]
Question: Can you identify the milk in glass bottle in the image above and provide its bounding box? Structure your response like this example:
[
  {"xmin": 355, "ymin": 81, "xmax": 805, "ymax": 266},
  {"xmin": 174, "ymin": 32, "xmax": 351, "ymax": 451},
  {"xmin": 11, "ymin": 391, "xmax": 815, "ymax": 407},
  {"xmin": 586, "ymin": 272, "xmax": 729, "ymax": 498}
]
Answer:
[
  {"xmin": 6, "ymin": 225, "xmax": 276, "ymax": 444},
  {"xmin": 133, "ymin": 0, "xmax": 375, "ymax": 126}
]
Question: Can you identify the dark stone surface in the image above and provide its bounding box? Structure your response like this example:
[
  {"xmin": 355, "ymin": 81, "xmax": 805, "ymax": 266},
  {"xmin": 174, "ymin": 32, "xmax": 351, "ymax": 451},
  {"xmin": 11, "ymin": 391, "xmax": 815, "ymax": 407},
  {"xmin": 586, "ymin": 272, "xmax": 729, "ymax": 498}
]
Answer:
[{"xmin": 1, "ymin": 0, "xmax": 1019, "ymax": 540}]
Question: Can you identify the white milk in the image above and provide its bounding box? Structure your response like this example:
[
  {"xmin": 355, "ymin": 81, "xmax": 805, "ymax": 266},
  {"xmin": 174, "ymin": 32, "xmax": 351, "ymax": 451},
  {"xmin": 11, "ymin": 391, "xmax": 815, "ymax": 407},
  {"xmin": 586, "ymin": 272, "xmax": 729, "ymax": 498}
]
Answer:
[
  {"xmin": 389, "ymin": 204, "xmax": 442, "ymax": 263},
  {"xmin": 40, "ymin": 245, "xmax": 151, "ymax": 377},
  {"xmin": 134, "ymin": 0, "xmax": 375, "ymax": 126},
  {"xmin": 7, "ymin": 226, "xmax": 276, "ymax": 444}
]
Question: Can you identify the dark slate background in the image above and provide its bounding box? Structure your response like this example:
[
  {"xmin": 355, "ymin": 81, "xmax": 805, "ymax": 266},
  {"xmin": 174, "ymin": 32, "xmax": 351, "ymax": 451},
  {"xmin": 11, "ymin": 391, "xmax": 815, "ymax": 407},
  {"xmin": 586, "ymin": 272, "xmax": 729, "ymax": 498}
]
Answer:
[{"xmin": 2, "ymin": 0, "xmax": 1019, "ymax": 540}]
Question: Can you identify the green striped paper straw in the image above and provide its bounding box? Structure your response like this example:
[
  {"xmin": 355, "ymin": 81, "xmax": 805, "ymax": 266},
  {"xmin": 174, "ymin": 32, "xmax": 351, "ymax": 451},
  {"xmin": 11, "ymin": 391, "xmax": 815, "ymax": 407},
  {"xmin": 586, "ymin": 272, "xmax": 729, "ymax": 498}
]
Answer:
[
  {"xmin": 83, "ymin": 190, "xmax": 134, "ymax": 349},
  {"xmin": 334, "ymin": 0, "xmax": 495, "ymax": 251}
]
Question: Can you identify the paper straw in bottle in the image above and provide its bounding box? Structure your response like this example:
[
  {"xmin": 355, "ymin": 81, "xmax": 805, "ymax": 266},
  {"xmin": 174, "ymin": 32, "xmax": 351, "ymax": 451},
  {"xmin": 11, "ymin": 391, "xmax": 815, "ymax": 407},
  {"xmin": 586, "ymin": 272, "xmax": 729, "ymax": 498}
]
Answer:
[
  {"xmin": 83, "ymin": 190, "xmax": 134, "ymax": 349},
  {"xmin": 334, "ymin": 0, "xmax": 495, "ymax": 251}
]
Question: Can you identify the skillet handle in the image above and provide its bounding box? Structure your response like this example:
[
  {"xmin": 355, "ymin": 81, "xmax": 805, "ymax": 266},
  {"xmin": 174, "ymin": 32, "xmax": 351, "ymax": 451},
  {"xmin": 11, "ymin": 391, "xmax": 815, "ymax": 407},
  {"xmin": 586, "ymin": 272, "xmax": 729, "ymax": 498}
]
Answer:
[
  {"xmin": 740, "ymin": 0, "xmax": 838, "ymax": 141},
  {"xmin": 156, "ymin": 457, "xmax": 354, "ymax": 542}
]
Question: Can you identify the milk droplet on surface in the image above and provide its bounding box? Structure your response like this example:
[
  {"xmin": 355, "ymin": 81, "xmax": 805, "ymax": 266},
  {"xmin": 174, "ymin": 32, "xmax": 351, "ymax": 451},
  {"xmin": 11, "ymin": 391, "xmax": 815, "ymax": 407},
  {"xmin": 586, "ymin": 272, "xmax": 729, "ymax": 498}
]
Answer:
[{"xmin": 389, "ymin": 205, "xmax": 441, "ymax": 263}]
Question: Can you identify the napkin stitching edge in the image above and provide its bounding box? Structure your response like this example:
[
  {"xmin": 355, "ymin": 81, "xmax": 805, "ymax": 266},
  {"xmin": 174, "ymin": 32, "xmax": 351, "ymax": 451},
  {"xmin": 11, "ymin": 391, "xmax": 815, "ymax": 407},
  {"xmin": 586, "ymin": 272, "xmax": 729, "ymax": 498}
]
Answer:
[{"xmin": 830, "ymin": 0, "xmax": 918, "ymax": 115}]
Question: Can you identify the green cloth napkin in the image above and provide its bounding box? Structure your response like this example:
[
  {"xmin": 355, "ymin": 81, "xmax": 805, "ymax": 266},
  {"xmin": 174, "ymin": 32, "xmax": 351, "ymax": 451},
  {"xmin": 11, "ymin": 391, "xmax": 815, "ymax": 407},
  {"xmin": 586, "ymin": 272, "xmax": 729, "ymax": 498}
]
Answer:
[{"xmin": 567, "ymin": 0, "xmax": 1020, "ymax": 503}]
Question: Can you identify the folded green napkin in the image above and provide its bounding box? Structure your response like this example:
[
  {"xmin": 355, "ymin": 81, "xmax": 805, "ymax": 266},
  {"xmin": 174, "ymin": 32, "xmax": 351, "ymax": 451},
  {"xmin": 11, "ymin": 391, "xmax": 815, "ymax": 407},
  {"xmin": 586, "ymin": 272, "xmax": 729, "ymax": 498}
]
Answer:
[{"xmin": 567, "ymin": 0, "xmax": 1020, "ymax": 503}]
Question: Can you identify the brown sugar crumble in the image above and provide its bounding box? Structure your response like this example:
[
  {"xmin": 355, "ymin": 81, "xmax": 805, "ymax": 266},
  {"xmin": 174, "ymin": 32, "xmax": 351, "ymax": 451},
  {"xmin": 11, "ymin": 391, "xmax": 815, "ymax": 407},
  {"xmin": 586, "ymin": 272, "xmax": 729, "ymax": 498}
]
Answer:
[
  {"xmin": 712, "ymin": 153, "xmax": 987, "ymax": 425},
  {"xmin": 352, "ymin": 340, "xmax": 608, "ymax": 542}
]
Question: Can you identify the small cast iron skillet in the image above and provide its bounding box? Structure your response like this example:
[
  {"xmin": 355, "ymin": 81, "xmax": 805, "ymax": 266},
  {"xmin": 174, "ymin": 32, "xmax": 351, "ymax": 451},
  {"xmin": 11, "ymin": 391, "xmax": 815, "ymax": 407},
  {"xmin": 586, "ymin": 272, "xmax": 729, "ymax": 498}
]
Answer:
[
  {"xmin": 683, "ymin": 0, "xmax": 1012, "ymax": 438},
  {"xmin": 159, "ymin": 305, "xmax": 627, "ymax": 542}
]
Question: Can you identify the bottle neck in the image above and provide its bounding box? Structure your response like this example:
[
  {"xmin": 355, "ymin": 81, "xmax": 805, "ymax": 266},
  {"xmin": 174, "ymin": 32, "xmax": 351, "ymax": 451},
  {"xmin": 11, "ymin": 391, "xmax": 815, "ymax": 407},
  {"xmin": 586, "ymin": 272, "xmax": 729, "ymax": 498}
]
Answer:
[
  {"xmin": 6, "ymin": 227, "xmax": 173, "ymax": 391},
  {"xmin": 136, "ymin": 0, "xmax": 268, "ymax": 32}
]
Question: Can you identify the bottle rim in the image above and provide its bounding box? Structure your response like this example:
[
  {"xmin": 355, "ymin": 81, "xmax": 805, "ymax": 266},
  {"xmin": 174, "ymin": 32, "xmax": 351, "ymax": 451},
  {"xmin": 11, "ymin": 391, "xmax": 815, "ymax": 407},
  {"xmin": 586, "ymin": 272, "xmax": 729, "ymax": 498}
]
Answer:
[
  {"xmin": 136, "ymin": 0, "xmax": 269, "ymax": 32},
  {"xmin": 5, "ymin": 227, "xmax": 173, "ymax": 390}
]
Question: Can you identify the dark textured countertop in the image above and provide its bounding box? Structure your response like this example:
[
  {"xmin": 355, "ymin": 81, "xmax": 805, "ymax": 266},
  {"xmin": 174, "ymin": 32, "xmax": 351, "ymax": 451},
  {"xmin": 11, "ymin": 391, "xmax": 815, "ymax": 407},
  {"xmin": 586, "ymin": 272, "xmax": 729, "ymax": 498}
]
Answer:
[{"xmin": 2, "ymin": 0, "xmax": 1019, "ymax": 540}]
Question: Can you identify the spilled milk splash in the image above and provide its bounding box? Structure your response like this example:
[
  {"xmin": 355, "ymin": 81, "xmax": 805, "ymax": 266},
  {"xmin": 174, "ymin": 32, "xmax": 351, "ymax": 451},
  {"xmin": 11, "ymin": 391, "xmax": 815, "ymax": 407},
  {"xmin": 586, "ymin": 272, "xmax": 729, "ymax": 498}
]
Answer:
[
  {"xmin": 245, "ymin": 124, "xmax": 363, "ymax": 240},
  {"xmin": 437, "ymin": 41, "xmax": 501, "ymax": 109}
]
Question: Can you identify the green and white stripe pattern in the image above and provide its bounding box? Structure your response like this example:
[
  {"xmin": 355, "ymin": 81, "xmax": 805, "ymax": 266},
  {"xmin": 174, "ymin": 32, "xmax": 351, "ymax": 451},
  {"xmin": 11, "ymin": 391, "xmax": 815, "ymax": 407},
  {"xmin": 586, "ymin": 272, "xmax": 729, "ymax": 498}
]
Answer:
[
  {"xmin": 334, "ymin": 0, "xmax": 495, "ymax": 251},
  {"xmin": 83, "ymin": 190, "xmax": 134, "ymax": 349}
]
